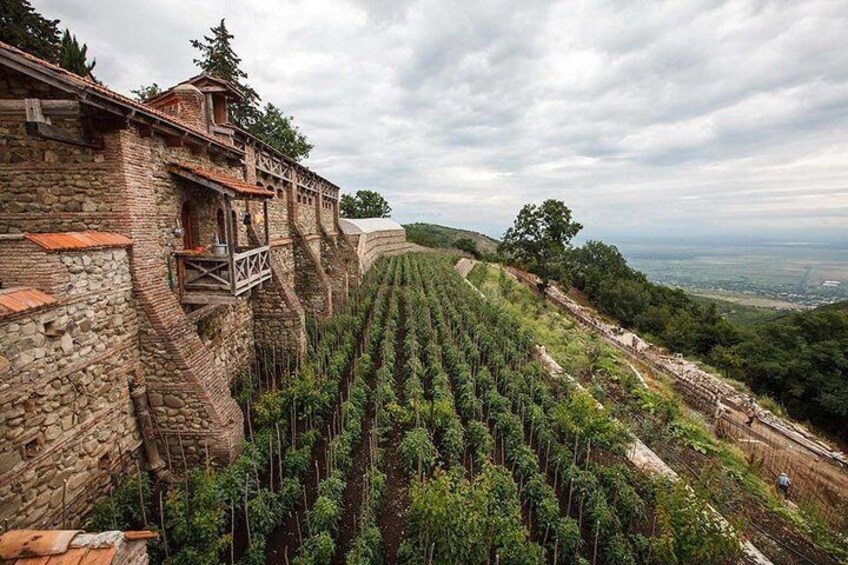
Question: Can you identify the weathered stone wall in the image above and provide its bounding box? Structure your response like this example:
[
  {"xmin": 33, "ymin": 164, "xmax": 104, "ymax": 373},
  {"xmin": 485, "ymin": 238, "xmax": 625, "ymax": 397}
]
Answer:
[
  {"xmin": 195, "ymin": 299, "xmax": 255, "ymax": 384},
  {"xmin": 293, "ymin": 234, "xmax": 332, "ymax": 318},
  {"xmin": 0, "ymin": 245, "xmax": 142, "ymax": 528},
  {"xmin": 319, "ymin": 194, "xmax": 336, "ymax": 234},
  {"xmin": 113, "ymin": 128, "xmax": 244, "ymax": 465},
  {"xmin": 0, "ymin": 70, "xmax": 123, "ymax": 235},
  {"xmin": 355, "ymin": 229, "xmax": 419, "ymax": 273},
  {"xmin": 295, "ymin": 188, "xmax": 320, "ymax": 234}
]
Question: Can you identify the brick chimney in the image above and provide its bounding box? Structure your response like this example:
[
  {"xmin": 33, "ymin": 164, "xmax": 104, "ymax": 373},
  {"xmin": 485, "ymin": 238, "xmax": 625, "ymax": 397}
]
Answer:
[{"xmin": 170, "ymin": 84, "xmax": 207, "ymax": 131}]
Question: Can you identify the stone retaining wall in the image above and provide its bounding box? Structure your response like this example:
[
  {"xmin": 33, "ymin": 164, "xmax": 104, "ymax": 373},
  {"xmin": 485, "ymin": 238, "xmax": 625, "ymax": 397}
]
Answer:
[{"xmin": 0, "ymin": 245, "xmax": 142, "ymax": 528}]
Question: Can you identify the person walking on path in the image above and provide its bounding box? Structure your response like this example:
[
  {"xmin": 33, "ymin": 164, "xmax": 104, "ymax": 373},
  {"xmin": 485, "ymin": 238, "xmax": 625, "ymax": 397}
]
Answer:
[
  {"xmin": 744, "ymin": 397, "xmax": 757, "ymax": 427},
  {"xmin": 777, "ymin": 472, "xmax": 791, "ymax": 498}
]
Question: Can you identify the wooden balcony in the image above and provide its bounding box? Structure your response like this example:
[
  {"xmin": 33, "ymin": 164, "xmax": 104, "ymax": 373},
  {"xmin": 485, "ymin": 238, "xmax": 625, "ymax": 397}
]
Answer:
[{"xmin": 176, "ymin": 245, "xmax": 272, "ymax": 304}]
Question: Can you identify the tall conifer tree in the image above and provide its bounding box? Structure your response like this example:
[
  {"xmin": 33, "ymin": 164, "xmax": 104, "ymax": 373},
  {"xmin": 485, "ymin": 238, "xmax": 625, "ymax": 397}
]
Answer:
[
  {"xmin": 0, "ymin": 0, "xmax": 60, "ymax": 62},
  {"xmin": 191, "ymin": 19, "xmax": 312, "ymax": 160},
  {"xmin": 58, "ymin": 29, "xmax": 96, "ymax": 78}
]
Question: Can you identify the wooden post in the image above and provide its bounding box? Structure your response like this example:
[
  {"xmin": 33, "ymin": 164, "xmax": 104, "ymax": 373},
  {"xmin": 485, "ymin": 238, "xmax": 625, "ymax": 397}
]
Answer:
[
  {"xmin": 224, "ymin": 196, "xmax": 236, "ymax": 294},
  {"xmin": 263, "ymin": 200, "xmax": 270, "ymax": 246}
]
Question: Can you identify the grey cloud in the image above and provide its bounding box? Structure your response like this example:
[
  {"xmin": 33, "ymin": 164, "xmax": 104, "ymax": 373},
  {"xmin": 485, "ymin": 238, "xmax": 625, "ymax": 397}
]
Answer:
[{"xmin": 34, "ymin": 0, "xmax": 848, "ymax": 243}]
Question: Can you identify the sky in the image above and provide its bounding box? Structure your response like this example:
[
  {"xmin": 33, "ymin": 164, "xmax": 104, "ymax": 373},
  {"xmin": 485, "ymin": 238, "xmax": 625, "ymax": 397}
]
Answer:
[{"xmin": 36, "ymin": 0, "xmax": 848, "ymax": 245}]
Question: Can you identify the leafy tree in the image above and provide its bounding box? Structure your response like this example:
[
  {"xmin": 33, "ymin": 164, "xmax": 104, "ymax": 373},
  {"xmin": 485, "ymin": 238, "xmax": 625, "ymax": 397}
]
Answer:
[
  {"xmin": 250, "ymin": 103, "xmax": 312, "ymax": 161},
  {"xmin": 340, "ymin": 190, "xmax": 392, "ymax": 218},
  {"xmin": 453, "ymin": 237, "xmax": 480, "ymax": 258},
  {"xmin": 499, "ymin": 199, "xmax": 582, "ymax": 288},
  {"xmin": 57, "ymin": 29, "xmax": 95, "ymax": 78},
  {"xmin": 191, "ymin": 19, "xmax": 311, "ymax": 160},
  {"xmin": 0, "ymin": 0, "xmax": 60, "ymax": 62},
  {"xmin": 132, "ymin": 83, "xmax": 162, "ymax": 101}
]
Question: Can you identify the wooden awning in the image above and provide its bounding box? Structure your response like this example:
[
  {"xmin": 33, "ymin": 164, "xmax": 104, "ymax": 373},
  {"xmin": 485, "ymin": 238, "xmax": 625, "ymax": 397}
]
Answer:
[{"xmin": 169, "ymin": 163, "xmax": 274, "ymax": 200}]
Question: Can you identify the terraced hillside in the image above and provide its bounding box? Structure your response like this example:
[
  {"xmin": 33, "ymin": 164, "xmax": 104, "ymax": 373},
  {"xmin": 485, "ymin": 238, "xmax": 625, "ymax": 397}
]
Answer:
[{"xmin": 88, "ymin": 254, "xmax": 846, "ymax": 564}]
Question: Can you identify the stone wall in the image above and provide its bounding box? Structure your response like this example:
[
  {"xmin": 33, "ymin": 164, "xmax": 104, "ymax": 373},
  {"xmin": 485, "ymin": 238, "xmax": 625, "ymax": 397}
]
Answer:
[
  {"xmin": 0, "ymin": 244, "xmax": 142, "ymax": 528},
  {"xmin": 0, "ymin": 70, "xmax": 122, "ymax": 235},
  {"xmin": 113, "ymin": 128, "xmax": 244, "ymax": 466},
  {"xmin": 195, "ymin": 299, "xmax": 255, "ymax": 384},
  {"xmin": 355, "ymin": 229, "xmax": 421, "ymax": 273},
  {"xmin": 293, "ymin": 233, "xmax": 332, "ymax": 319}
]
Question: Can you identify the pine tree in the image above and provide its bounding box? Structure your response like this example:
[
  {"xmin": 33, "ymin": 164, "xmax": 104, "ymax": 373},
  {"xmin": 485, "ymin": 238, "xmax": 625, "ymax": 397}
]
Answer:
[
  {"xmin": 58, "ymin": 29, "xmax": 95, "ymax": 78},
  {"xmin": 0, "ymin": 0, "xmax": 61, "ymax": 62},
  {"xmin": 190, "ymin": 19, "xmax": 260, "ymax": 127},
  {"xmin": 191, "ymin": 19, "xmax": 312, "ymax": 161}
]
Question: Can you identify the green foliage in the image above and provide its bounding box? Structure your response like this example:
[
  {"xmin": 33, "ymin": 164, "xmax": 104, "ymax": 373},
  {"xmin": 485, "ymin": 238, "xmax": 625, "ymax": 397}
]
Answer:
[
  {"xmin": 453, "ymin": 237, "xmax": 480, "ymax": 258},
  {"xmin": 58, "ymin": 29, "xmax": 95, "ymax": 77},
  {"xmin": 400, "ymin": 466, "xmax": 543, "ymax": 564},
  {"xmin": 652, "ymin": 478, "xmax": 741, "ymax": 564},
  {"xmin": 0, "ymin": 0, "xmax": 60, "ymax": 61},
  {"xmin": 191, "ymin": 19, "xmax": 311, "ymax": 160},
  {"xmin": 738, "ymin": 308, "xmax": 848, "ymax": 436},
  {"xmin": 132, "ymin": 83, "xmax": 162, "ymax": 101},
  {"xmin": 340, "ymin": 190, "xmax": 392, "ymax": 219},
  {"xmin": 87, "ymin": 471, "xmax": 152, "ymax": 532},
  {"xmin": 399, "ymin": 427, "xmax": 437, "ymax": 477},
  {"xmin": 499, "ymin": 200, "xmax": 582, "ymax": 288},
  {"xmin": 250, "ymin": 103, "xmax": 313, "ymax": 161}
]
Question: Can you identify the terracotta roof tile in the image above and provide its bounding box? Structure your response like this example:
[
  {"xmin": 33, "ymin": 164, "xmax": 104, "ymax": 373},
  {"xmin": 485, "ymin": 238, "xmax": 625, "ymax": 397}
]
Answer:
[
  {"xmin": 24, "ymin": 232, "xmax": 132, "ymax": 252},
  {"xmin": 169, "ymin": 163, "xmax": 275, "ymax": 199},
  {"xmin": 0, "ymin": 287, "xmax": 56, "ymax": 316},
  {"xmin": 0, "ymin": 41, "xmax": 237, "ymax": 154},
  {"xmin": 0, "ymin": 531, "xmax": 82, "ymax": 560}
]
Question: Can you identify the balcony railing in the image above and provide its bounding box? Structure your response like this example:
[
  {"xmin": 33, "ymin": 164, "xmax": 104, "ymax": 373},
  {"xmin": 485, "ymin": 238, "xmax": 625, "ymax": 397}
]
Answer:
[{"xmin": 175, "ymin": 245, "xmax": 271, "ymax": 302}]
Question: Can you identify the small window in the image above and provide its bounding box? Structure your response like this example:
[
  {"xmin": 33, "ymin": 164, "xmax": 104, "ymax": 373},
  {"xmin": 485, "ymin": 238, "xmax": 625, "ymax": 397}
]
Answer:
[{"xmin": 23, "ymin": 437, "xmax": 43, "ymax": 459}]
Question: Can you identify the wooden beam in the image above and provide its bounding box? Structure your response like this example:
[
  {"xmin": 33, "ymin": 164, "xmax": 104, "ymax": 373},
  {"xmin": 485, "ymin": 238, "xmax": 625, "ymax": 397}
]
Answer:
[
  {"xmin": 24, "ymin": 120, "xmax": 98, "ymax": 148},
  {"xmin": 0, "ymin": 99, "xmax": 80, "ymax": 115}
]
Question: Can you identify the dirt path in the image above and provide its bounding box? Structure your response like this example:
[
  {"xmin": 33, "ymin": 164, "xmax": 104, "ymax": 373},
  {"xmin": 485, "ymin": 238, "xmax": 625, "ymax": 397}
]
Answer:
[
  {"xmin": 377, "ymin": 287, "xmax": 409, "ymax": 562},
  {"xmin": 330, "ymin": 412, "xmax": 375, "ymax": 563}
]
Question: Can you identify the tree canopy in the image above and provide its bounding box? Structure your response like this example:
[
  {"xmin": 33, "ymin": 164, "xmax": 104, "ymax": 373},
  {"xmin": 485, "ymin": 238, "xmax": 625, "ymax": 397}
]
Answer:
[
  {"xmin": 131, "ymin": 83, "xmax": 162, "ymax": 101},
  {"xmin": 191, "ymin": 19, "xmax": 312, "ymax": 161},
  {"xmin": 340, "ymin": 190, "xmax": 392, "ymax": 219},
  {"xmin": 453, "ymin": 237, "xmax": 480, "ymax": 258},
  {"xmin": 0, "ymin": 0, "xmax": 60, "ymax": 62},
  {"xmin": 58, "ymin": 30, "xmax": 95, "ymax": 78},
  {"xmin": 499, "ymin": 199, "xmax": 582, "ymax": 288}
]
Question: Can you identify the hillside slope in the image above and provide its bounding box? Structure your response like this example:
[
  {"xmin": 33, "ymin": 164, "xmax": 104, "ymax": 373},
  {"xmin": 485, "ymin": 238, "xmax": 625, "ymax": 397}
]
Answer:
[{"xmin": 404, "ymin": 222, "xmax": 500, "ymax": 254}]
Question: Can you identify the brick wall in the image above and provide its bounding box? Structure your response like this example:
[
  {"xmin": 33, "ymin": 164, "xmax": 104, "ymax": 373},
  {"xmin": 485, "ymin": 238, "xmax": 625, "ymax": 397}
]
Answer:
[{"xmin": 113, "ymin": 128, "xmax": 244, "ymax": 465}]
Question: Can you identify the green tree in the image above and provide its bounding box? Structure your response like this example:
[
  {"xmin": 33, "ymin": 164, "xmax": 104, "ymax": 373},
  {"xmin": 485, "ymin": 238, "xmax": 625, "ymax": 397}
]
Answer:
[
  {"xmin": 499, "ymin": 199, "xmax": 582, "ymax": 288},
  {"xmin": 454, "ymin": 237, "xmax": 480, "ymax": 258},
  {"xmin": 57, "ymin": 29, "xmax": 95, "ymax": 78},
  {"xmin": 191, "ymin": 19, "xmax": 260, "ymax": 127},
  {"xmin": 250, "ymin": 103, "xmax": 312, "ymax": 161},
  {"xmin": 191, "ymin": 19, "xmax": 311, "ymax": 160},
  {"xmin": 131, "ymin": 83, "xmax": 162, "ymax": 101},
  {"xmin": 0, "ymin": 0, "xmax": 60, "ymax": 62},
  {"xmin": 340, "ymin": 190, "xmax": 392, "ymax": 218}
]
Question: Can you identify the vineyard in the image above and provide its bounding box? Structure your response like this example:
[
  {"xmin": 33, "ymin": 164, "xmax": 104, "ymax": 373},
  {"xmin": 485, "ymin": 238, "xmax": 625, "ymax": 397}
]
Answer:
[{"xmin": 87, "ymin": 253, "xmax": 838, "ymax": 564}]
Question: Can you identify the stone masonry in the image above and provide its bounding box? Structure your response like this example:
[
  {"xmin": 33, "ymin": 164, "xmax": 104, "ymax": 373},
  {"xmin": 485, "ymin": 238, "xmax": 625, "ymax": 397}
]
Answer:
[{"xmin": 0, "ymin": 42, "xmax": 361, "ymax": 529}]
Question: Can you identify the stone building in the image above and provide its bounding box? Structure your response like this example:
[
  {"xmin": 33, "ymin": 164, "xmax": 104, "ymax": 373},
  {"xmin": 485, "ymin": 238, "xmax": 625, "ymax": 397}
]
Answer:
[
  {"xmin": 0, "ymin": 42, "xmax": 359, "ymax": 529},
  {"xmin": 339, "ymin": 218, "xmax": 422, "ymax": 273}
]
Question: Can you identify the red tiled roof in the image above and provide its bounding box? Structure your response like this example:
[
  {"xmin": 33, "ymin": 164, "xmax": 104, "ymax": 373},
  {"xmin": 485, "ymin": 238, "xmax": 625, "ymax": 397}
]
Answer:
[
  {"xmin": 169, "ymin": 163, "xmax": 275, "ymax": 199},
  {"xmin": 24, "ymin": 232, "xmax": 132, "ymax": 252},
  {"xmin": 0, "ymin": 287, "xmax": 56, "ymax": 316},
  {"xmin": 0, "ymin": 41, "xmax": 239, "ymax": 155},
  {"xmin": 0, "ymin": 530, "xmax": 156, "ymax": 564},
  {"xmin": 0, "ymin": 530, "xmax": 81, "ymax": 560}
]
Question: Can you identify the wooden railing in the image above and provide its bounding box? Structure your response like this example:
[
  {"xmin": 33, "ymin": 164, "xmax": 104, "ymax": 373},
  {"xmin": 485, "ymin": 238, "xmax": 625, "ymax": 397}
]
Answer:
[{"xmin": 175, "ymin": 245, "xmax": 271, "ymax": 299}]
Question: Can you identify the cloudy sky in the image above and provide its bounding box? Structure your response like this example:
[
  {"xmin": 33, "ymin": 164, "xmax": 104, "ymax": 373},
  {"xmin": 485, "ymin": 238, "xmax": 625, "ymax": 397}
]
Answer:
[{"xmin": 37, "ymin": 0, "xmax": 848, "ymax": 244}]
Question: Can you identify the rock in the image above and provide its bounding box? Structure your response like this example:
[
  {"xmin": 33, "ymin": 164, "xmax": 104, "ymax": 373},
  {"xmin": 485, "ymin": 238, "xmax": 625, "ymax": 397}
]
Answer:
[
  {"xmin": 60, "ymin": 333, "xmax": 74, "ymax": 353},
  {"xmin": 0, "ymin": 451, "xmax": 21, "ymax": 475},
  {"xmin": 163, "ymin": 394, "xmax": 185, "ymax": 409}
]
